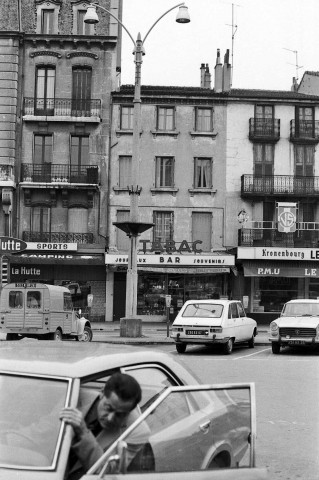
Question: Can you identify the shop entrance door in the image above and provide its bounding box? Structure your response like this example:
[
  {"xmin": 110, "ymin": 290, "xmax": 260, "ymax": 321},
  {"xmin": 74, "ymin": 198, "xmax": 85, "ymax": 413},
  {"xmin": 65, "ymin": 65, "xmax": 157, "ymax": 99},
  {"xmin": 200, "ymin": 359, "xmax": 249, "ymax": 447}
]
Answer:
[{"xmin": 113, "ymin": 272, "xmax": 126, "ymax": 321}]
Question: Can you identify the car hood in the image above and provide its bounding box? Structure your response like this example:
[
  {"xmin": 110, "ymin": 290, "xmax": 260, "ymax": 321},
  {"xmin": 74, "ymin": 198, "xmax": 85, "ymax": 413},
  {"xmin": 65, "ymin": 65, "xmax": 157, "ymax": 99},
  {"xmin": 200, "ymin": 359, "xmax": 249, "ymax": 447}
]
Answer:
[
  {"xmin": 173, "ymin": 317, "xmax": 222, "ymax": 327},
  {"xmin": 274, "ymin": 316, "xmax": 319, "ymax": 328}
]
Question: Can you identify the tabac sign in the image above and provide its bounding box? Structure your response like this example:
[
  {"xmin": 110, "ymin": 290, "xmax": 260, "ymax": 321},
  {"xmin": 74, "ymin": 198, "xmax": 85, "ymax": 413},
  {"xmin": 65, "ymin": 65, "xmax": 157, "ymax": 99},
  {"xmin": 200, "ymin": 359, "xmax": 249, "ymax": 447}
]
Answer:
[
  {"xmin": 277, "ymin": 202, "xmax": 297, "ymax": 233},
  {"xmin": 0, "ymin": 237, "xmax": 27, "ymax": 254}
]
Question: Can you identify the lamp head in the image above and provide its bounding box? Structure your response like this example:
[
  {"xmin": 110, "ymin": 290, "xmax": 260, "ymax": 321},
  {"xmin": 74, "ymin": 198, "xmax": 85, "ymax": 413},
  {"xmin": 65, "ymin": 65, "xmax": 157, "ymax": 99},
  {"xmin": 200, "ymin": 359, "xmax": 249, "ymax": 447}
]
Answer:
[
  {"xmin": 176, "ymin": 5, "xmax": 190, "ymax": 24},
  {"xmin": 84, "ymin": 5, "xmax": 99, "ymax": 24}
]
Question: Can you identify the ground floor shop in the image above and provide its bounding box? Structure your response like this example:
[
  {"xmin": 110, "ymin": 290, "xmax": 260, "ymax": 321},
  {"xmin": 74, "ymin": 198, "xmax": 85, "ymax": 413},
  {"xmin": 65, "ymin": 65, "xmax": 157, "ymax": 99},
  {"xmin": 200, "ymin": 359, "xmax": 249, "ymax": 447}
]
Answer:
[{"xmin": 105, "ymin": 253, "xmax": 235, "ymax": 322}]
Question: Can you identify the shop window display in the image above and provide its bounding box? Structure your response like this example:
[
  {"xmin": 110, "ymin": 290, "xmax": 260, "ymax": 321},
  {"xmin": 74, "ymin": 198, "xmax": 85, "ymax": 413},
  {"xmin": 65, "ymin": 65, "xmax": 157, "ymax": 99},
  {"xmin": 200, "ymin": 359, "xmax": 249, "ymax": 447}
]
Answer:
[{"xmin": 253, "ymin": 277, "xmax": 298, "ymax": 312}]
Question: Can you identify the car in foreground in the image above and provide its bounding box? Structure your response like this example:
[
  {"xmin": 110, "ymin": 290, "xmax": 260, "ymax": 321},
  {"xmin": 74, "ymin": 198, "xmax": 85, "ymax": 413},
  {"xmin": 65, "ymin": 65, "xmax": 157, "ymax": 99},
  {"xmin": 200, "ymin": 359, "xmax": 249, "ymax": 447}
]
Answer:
[
  {"xmin": 0, "ymin": 342, "xmax": 267, "ymax": 480},
  {"xmin": 269, "ymin": 299, "xmax": 319, "ymax": 354},
  {"xmin": 171, "ymin": 299, "xmax": 258, "ymax": 354}
]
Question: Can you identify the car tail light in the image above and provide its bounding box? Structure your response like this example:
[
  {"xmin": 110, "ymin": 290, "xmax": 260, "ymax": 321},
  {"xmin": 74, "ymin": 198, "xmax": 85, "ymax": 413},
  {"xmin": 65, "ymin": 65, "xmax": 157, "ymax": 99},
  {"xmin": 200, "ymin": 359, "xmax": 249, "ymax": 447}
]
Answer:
[{"xmin": 210, "ymin": 327, "xmax": 222, "ymax": 333}]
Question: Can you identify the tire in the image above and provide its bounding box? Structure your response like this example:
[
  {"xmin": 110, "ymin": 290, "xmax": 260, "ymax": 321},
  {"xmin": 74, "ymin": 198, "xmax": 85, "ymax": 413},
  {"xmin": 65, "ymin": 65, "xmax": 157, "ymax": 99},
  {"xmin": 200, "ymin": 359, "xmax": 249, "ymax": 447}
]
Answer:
[
  {"xmin": 176, "ymin": 343, "xmax": 187, "ymax": 354},
  {"xmin": 6, "ymin": 333, "xmax": 20, "ymax": 341},
  {"xmin": 248, "ymin": 334, "xmax": 255, "ymax": 348},
  {"xmin": 223, "ymin": 338, "xmax": 233, "ymax": 355},
  {"xmin": 81, "ymin": 326, "xmax": 93, "ymax": 342},
  {"xmin": 50, "ymin": 329, "xmax": 63, "ymax": 341},
  {"xmin": 272, "ymin": 342, "xmax": 280, "ymax": 354}
]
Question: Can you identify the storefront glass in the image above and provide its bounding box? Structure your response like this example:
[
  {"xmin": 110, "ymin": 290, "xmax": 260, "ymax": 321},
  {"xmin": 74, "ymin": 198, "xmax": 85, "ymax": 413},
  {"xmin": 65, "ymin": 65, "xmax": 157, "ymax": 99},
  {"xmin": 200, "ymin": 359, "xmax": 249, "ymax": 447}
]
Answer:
[
  {"xmin": 253, "ymin": 277, "xmax": 298, "ymax": 313},
  {"xmin": 137, "ymin": 273, "xmax": 225, "ymax": 317}
]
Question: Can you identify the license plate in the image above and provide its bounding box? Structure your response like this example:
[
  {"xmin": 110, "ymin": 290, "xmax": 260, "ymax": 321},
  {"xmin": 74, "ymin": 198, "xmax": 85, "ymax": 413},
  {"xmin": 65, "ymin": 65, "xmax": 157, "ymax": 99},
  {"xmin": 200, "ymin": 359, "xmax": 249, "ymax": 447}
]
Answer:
[
  {"xmin": 288, "ymin": 340, "xmax": 306, "ymax": 345},
  {"xmin": 186, "ymin": 330, "xmax": 207, "ymax": 335}
]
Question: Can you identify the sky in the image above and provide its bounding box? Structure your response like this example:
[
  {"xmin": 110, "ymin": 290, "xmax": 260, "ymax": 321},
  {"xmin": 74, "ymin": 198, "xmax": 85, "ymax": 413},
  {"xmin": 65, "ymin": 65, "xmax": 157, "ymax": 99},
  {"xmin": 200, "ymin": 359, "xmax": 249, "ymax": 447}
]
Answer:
[{"xmin": 120, "ymin": 0, "xmax": 319, "ymax": 91}]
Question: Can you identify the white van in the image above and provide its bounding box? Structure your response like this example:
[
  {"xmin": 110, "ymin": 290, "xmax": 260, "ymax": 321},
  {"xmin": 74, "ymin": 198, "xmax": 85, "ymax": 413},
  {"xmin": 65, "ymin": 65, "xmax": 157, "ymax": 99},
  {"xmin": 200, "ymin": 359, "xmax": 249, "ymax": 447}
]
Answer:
[{"xmin": 0, "ymin": 282, "xmax": 92, "ymax": 341}]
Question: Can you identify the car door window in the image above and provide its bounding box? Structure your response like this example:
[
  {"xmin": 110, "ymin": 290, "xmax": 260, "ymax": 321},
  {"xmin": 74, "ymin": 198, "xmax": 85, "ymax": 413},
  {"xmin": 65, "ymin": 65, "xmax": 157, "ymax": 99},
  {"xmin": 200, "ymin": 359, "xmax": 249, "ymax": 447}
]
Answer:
[
  {"xmin": 237, "ymin": 302, "xmax": 246, "ymax": 317},
  {"xmin": 229, "ymin": 303, "xmax": 239, "ymax": 319}
]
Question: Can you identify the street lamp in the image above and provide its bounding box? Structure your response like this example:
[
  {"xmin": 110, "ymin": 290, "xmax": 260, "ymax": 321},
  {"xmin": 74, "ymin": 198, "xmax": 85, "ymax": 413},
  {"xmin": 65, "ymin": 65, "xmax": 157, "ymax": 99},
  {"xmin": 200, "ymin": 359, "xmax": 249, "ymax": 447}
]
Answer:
[{"xmin": 85, "ymin": 2, "xmax": 190, "ymax": 337}]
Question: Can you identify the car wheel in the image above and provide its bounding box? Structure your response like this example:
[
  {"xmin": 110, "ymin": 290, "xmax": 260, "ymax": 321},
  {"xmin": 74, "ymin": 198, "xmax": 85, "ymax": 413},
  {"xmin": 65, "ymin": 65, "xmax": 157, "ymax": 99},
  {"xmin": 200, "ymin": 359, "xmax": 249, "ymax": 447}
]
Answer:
[
  {"xmin": 248, "ymin": 334, "xmax": 255, "ymax": 348},
  {"xmin": 80, "ymin": 326, "xmax": 93, "ymax": 342},
  {"xmin": 6, "ymin": 333, "xmax": 21, "ymax": 341},
  {"xmin": 176, "ymin": 343, "xmax": 187, "ymax": 354},
  {"xmin": 272, "ymin": 342, "xmax": 280, "ymax": 354},
  {"xmin": 223, "ymin": 338, "xmax": 233, "ymax": 355},
  {"xmin": 50, "ymin": 329, "xmax": 63, "ymax": 341}
]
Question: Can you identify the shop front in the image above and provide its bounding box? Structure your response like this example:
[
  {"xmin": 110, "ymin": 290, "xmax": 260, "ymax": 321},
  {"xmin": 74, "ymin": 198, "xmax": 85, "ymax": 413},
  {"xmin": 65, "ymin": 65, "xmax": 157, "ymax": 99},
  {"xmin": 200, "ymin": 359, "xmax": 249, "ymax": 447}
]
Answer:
[
  {"xmin": 237, "ymin": 246, "xmax": 319, "ymax": 322},
  {"xmin": 105, "ymin": 252, "xmax": 235, "ymax": 322},
  {"xmin": 4, "ymin": 242, "xmax": 106, "ymax": 321}
]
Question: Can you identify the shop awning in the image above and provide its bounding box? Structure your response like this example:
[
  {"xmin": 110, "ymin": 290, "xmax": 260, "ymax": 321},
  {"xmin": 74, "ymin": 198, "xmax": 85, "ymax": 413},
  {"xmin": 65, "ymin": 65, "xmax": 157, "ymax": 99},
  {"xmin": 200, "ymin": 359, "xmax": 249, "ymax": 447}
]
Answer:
[
  {"xmin": 243, "ymin": 260, "xmax": 319, "ymax": 277},
  {"xmin": 9, "ymin": 254, "xmax": 105, "ymax": 266}
]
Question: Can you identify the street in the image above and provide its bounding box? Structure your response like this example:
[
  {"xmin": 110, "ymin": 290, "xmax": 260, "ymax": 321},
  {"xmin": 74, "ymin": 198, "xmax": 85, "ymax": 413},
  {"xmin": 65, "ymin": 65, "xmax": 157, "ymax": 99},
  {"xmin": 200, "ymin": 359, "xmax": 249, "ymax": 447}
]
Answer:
[{"xmin": 94, "ymin": 337, "xmax": 319, "ymax": 480}]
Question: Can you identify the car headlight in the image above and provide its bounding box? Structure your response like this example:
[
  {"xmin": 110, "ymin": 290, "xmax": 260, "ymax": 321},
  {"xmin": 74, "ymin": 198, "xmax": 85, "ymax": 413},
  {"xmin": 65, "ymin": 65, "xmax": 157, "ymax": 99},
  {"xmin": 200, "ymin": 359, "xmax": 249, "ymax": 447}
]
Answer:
[{"xmin": 270, "ymin": 322, "xmax": 279, "ymax": 332}]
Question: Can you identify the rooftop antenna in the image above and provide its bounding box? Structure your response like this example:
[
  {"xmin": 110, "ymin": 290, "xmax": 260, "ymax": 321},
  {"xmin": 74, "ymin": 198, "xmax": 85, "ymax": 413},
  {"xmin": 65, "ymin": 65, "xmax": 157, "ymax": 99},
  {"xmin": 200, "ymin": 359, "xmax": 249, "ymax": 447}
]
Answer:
[
  {"xmin": 225, "ymin": 3, "xmax": 240, "ymax": 87},
  {"xmin": 283, "ymin": 48, "xmax": 303, "ymax": 82}
]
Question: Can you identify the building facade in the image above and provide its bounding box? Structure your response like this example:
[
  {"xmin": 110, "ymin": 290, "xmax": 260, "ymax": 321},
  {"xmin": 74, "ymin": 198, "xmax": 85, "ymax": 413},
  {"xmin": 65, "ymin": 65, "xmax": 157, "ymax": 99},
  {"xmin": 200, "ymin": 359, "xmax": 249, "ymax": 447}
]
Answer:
[{"xmin": 0, "ymin": 0, "xmax": 122, "ymax": 321}]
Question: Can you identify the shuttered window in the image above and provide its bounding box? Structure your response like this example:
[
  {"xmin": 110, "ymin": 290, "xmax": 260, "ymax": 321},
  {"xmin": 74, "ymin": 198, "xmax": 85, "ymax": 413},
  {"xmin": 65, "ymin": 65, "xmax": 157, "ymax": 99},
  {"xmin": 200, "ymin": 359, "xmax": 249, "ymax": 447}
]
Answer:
[
  {"xmin": 117, "ymin": 210, "xmax": 130, "ymax": 251},
  {"xmin": 119, "ymin": 156, "xmax": 132, "ymax": 188},
  {"xmin": 192, "ymin": 212, "xmax": 212, "ymax": 252}
]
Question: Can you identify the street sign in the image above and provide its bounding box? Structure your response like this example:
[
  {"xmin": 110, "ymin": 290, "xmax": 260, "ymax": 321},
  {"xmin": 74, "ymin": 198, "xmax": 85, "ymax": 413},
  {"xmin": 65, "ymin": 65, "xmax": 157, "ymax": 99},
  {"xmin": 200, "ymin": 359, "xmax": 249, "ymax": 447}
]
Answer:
[{"xmin": 0, "ymin": 237, "xmax": 27, "ymax": 255}]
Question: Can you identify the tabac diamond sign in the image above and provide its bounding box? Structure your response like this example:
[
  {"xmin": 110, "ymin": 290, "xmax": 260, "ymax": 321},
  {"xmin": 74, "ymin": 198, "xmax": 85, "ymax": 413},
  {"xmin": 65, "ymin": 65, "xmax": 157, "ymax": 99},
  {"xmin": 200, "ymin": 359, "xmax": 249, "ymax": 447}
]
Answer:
[
  {"xmin": 277, "ymin": 202, "xmax": 297, "ymax": 233},
  {"xmin": 0, "ymin": 237, "xmax": 27, "ymax": 255}
]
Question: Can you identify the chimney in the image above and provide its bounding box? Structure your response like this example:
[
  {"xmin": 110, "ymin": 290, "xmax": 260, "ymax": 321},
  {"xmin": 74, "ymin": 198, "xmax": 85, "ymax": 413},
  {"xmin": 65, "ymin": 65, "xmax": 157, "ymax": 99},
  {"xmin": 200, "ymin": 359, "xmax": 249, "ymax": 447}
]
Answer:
[
  {"xmin": 200, "ymin": 63, "xmax": 206, "ymax": 87},
  {"xmin": 214, "ymin": 48, "xmax": 223, "ymax": 93},
  {"xmin": 222, "ymin": 49, "xmax": 231, "ymax": 92},
  {"xmin": 291, "ymin": 76, "xmax": 298, "ymax": 92},
  {"xmin": 204, "ymin": 64, "xmax": 211, "ymax": 88}
]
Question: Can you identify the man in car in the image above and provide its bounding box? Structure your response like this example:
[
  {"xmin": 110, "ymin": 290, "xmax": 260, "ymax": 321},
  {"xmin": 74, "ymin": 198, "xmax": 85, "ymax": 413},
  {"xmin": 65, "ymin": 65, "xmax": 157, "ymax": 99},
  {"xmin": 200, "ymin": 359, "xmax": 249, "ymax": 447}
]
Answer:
[{"xmin": 60, "ymin": 372, "xmax": 150, "ymax": 478}]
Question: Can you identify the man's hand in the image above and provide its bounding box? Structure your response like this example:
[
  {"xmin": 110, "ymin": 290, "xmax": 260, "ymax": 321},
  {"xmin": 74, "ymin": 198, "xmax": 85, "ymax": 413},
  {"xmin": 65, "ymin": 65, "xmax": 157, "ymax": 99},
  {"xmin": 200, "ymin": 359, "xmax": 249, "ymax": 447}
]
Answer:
[{"xmin": 60, "ymin": 407, "xmax": 87, "ymax": 437}]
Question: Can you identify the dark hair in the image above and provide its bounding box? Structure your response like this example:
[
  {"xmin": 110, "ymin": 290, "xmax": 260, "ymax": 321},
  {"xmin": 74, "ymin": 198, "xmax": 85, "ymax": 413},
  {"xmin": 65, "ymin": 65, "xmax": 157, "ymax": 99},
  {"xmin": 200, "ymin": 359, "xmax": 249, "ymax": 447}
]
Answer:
[{"xmin": 103, "ymin": 372, "xmax": 142, "ymax": 409}]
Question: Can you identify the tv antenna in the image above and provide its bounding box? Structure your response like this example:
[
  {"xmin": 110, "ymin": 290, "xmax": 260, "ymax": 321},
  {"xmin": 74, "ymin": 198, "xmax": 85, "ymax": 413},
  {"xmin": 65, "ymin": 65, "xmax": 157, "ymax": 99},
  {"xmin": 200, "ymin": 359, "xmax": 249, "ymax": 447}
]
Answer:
[
  {"xmin": 283, "ymin": 48, "xmax": 303, "ymax": 82},
  {"xmin": 225, "ymin": 3, "xmax": 240, "ymax": 87}
]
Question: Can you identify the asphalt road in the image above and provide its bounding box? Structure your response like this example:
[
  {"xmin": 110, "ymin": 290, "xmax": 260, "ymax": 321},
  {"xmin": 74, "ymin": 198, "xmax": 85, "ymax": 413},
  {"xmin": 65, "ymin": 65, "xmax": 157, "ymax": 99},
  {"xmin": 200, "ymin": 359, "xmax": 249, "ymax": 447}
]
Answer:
[{"xmin": 129, "ymin": 343, "xmax": 319, "ymax": 480}]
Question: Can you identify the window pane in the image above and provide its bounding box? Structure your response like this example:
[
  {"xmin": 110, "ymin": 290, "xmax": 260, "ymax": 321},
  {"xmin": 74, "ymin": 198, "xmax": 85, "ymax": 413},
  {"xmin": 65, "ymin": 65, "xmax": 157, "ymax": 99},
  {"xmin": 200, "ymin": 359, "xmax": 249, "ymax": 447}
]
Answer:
[
  {"xmin": 195, "ymin": 158, "xmax": 211, "ymax": 188},
  {"xmin": 119, "ymin": 156, "xmax": 132, "ymax": 187},
  {"xmin": 157, "ymin": 108, "xmax": 174, "ymax": 130},
  {"xmin": 42, "ymin": 9, "xmax": 54, "ymax": 34},
  {"xmin": 71, "ymin": 136, "xmax": 89, "ymax": 166},
  {"xmin": 196, "ymin": 108, "xmax": 212, "ymax": 131},
  {"xmin": 155, "ymin": 157, "xmax": 174, "ymax": 187},
  {"xmin": 121, "ymin": 107, "xmax": 134, "ymax": 129},
  {"xmin": 77, "ymin": 10, "xmax": 90, "ymax": 35},
  {"xmin": 153, "ymin": 212, "xmax": 173, "ymax": 242}
]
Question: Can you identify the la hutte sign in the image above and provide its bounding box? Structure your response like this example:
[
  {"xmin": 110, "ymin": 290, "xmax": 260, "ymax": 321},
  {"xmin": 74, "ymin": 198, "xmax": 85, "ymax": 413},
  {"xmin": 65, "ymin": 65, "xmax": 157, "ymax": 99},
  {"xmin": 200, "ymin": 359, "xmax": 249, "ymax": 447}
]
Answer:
[{"xmin": 0, "ymin": 237, "xmax": 27, "ymax": 254}]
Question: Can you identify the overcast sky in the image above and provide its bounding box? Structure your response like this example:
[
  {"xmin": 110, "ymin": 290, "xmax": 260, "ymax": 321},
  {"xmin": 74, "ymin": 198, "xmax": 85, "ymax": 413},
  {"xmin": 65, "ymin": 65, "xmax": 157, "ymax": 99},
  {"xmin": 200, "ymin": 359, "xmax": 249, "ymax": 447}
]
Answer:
[{"xmin": 120, "ymin": 0, "xmax": 319, "ymax": 91}]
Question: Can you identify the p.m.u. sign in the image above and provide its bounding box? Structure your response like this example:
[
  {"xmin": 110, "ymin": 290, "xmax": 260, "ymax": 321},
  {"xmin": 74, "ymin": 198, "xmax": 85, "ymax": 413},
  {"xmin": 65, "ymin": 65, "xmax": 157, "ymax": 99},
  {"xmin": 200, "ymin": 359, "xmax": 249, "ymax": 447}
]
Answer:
[{"xmin": 0, "ymin": 237, "xmax": 27, "ymax": 255}]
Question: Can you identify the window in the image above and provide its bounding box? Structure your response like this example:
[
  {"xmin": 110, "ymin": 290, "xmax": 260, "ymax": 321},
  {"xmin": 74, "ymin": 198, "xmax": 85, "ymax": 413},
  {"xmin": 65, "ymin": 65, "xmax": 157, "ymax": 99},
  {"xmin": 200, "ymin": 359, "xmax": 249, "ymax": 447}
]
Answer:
[
  {"xmin": 255, "ymin": 105, "xmax": 274, "ymax": 118},
  {"xmin": 194, "ymin": 158, "xmax": 212, "ymax": 188},
  {"xmin": 64, "ymin": 293, "xmax": 73, "ymax": 311},
  {"xmin": 295, "ymin": 106, "xmax": 315, "ymax": 137},
  {"xmin": 9, "ymin": 291, "xmax": 23, "ymax": 309},
  {"xmin": 77, "ymin": 10, "xmax": 91, "ymax": 35},
  {"xmin": 27, "ymin": 291, "xmax": 41, "ymax": 309},
  {"xmin": 157, "ymin": 107, "xmax": 175, "ymax": 131},
  {"xmin": 295, "ymin": 145, "xmax": 314, "ymax": 176},
  {"xmin": 228, "ymin": 303, "xmax": 239, "ymax": 319},
  {"xmin": 72, "ymin": 68, "xmax": 92, "ymax": 115},
  {"xmin": 253, "ymin": 144, "xmax": 274, "ymax": 176},
  {"xmin": 116, "ymin": 210, "xmax": 130, "ymax": 251},
  {"xmin": 120, "ymin": 106, "xmax": 134, "ymax": 130},
  {"xmin": 118, "ymin": 156, "xmax": 132, "ymax": 188},
  {"xmin": 192, "ymin": 212, "xmax": 212, "ymax": 252},
  {"xmin": 195, "ymin": 108, "xmax": 213, "ymax": 132},
  {"xmin": 34, "ymin": 135, "xmax": 53, "ymax": 182},
  {"xmin": 35, "ymin": 67, "xmax": 55, "ymax": 115},
  {"xmin": 70, "ymin": 136, "xmax": 89, "ymax": 182},
  {"xmin": 153, "ymin": 212, "xmax": 174, "ymax": 243},
  {"xmin": 41, "ymin": 9, "xmax": 54, "ymax": 34},
  {"xmin": 155, "ymin": 157, "xmax": 174, "ymax": 187},
  {"xmin": 31, "ymin": 207, "xmax": 50, "ymax": 234}
]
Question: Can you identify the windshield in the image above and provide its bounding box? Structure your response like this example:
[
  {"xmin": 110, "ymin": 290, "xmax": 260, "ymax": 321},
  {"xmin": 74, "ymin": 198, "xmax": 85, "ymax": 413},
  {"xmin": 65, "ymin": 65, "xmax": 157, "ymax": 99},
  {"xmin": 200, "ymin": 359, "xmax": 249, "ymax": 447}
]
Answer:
[
  {"xmin": 0, "ymin": 374, "xmax": 70, "ymax": 468},
  {"xmin": 282, "ymin": 303, "xmax": 319, "ymax": 317},
  {"xmin": 182, "ymin": 303, "xmax": 223, "ymax": 318}
]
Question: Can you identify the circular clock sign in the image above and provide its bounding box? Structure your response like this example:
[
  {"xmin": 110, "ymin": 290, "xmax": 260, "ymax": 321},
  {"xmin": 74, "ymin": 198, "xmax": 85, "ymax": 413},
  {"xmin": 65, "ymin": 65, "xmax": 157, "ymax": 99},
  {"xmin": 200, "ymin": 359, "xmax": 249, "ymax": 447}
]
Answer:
[{"xmin": 0, "ymin": 237, "xmax": 27, "ymax": 255}]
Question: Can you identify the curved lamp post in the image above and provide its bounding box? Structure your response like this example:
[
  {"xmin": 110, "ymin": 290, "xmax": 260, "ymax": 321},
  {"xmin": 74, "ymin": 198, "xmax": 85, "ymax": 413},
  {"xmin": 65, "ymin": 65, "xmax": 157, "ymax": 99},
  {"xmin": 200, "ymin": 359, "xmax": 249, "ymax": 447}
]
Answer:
[{"xmin": 85, "ymin": 3, "xmax": 190, "ymax": 336}]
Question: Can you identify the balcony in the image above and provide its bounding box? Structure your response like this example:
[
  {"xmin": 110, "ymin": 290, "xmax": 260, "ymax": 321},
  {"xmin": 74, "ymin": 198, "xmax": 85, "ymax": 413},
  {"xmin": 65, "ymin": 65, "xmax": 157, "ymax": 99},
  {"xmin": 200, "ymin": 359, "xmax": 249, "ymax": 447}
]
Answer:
[
  {"xmin": 21, "ymin": 164, "xmax": 99, "ymax": 185},
  {"xmin": 241, "ymin": 174, "xmax": 319, "ymax": 197},
  {"xmin": 290, "ymin": 120, "xmax": 319, "ymax": 143},
  {"xmin": 249, "ymin": 118, "xmax": 280, "ymax": 142},
  {"xmin": 22, "ymin": 231, "xmax": 94, "ymax": 244},
  {"xmin": 238, "ymin": 224, "xmax": 319, "ymax": 248},
  {"xmin": 0, "ymin": 165, "xmax": 15, "ymax": 187},
  {"xmin": 23, "ymin": 98, "xmax": 101, "ymax": 122}
]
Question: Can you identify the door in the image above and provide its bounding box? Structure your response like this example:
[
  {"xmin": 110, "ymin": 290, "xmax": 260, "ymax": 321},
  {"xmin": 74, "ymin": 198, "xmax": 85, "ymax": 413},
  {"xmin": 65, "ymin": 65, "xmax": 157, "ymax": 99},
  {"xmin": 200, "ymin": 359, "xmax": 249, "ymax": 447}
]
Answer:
[
  {"xmin": 237, "ymin": 302, "xmax": 252, "ymax": 340},
  {"xmin": 6, "ymin": 287, "xmax": 25, "ymax": 329},
  {"xmin": 113, "ymin": 272, "xmax": 126, "ymax": 321},
  {"xmin": 25, "ymin": 289, "xmax": 44, "ymax": 329},
  {"xmin": 227, "ymin": 302, "xmax": 243, "ymax": 342},
  {"xmin": 72, "ymin": 67, "xmax": 92, "ymax": 116}
]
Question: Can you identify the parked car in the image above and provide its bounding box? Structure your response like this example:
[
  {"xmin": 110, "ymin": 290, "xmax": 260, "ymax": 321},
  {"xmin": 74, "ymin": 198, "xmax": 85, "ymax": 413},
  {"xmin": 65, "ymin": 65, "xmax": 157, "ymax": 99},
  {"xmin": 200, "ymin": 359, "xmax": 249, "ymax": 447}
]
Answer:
[
  {"xmin": 171, "ymin": 299, "xmax": 258, "ymax": 354},
  {"xmin": 0, "ymin": 342, "xmax": 267, "ymax": 480},
  {"xmin": 269, "ymin": 299, "xmax": 319, "ymax": 354}
]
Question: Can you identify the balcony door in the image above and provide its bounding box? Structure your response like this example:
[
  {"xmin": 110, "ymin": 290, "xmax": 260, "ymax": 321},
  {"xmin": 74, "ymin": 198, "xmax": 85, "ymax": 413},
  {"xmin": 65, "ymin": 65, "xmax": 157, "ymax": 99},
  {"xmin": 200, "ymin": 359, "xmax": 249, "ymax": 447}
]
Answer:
[
  {"xmin": 31, "ymin": 207, "xmax": 51, "ymax": 241},
  {"xmin": 253, "ymin": 144, "xmax": 274, "ymax": 193},
  {"xmin": 72, "ymin": 68, "xmax": 92, "ymax": 116},
  {"xmin": 295, "ymin": 106, "xmax": 314, "ymax": 137},
  {"xmin": 34, "ymin": 135, "xmax": 53, "ymax": 182},
  {"xmin": 35, "ymin": 66, "xmax": 55, "ymax": 115},
  {"xmin": 70, "ymin": 136, "xmax": 89, "ymax": 183},
  {"xmin": 294, "ymin": 145, "xmax": 314, "ymax": 194}
]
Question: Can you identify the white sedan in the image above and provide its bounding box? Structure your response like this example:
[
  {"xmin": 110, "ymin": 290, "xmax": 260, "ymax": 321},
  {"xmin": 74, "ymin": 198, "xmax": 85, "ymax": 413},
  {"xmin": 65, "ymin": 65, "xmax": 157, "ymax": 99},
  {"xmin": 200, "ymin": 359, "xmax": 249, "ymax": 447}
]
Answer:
[{"xmin": 171, "ymin": 299, "xmax": 258, "ymax": 354}]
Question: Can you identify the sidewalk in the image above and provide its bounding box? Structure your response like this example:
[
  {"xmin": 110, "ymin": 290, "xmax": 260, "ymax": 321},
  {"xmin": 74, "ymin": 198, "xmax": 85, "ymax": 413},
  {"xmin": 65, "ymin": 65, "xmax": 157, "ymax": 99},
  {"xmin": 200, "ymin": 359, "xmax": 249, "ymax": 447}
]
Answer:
[{"xmin": 91, "ymin": 321, "xmax": 271, "ymax": 345}]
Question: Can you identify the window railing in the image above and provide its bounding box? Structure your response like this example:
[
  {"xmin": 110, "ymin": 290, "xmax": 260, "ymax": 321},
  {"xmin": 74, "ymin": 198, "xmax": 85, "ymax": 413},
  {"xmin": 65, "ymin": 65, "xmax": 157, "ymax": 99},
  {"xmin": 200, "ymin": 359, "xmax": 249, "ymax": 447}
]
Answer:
[
  {"xmin": 21, "ymin": 164, "xmax": 99, "ymax": 184},
  {"xmin": 241, "ymin": 174, "xmax": 319, "ymax": 196},
  {"xmin": 23, "ymin": 98, "xmax": 101, "ymax": 118},
  {"xmin": 249, "ymin": 118, "xmax": 280, "ymax": 140},
  {"xmin": 290, "ymin": 119, "xmax": 319, "ymax": 141},
  {"xmin": 22, "ymin": 231, "xmax": 94, "ymax": 244},
  {"xmin": 238, "ymin": 228, "xmax": 319, "ymax": 247}
]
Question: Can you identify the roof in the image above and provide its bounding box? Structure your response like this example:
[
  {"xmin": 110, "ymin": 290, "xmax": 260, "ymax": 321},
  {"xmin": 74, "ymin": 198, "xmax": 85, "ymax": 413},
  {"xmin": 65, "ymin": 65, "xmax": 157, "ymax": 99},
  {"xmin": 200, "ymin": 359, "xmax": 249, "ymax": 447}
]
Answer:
[{"xmin": 0, "ymin": 341, "xmax": 195, "ymax": 382}]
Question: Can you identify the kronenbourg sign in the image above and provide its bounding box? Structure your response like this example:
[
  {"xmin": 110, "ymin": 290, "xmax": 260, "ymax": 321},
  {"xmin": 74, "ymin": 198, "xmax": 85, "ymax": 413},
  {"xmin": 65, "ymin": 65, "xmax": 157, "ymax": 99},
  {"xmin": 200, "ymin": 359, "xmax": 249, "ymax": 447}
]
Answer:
[
  {"xmin": 0, "ymin": 237, "xmax": 28, "ymax": 255},
  {"xmin": 277, "ymin": 203, "xmax": 297, "ymax": 233}
]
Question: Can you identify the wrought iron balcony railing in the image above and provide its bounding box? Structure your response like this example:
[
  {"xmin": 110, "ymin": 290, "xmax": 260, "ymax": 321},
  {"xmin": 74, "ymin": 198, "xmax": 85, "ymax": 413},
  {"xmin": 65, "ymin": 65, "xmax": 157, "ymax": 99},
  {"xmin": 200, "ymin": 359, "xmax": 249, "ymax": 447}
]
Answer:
[
  {"xmin": 290, "ymin": 119, "xmax": 319, "ymax": 142},
  {"xmin": 238, "ymin": 228, "xmax": 319, "ymax": 248},
  {"xmin": 241, "ymin": 174, "xmax": 319, "ymax": 197},
  {"xmin": 249, "ymin": 118, "xmax": 280, "ymax": 141},
  {"xmin": 23, "ymin": 98, "xmax": 101, "ymax": 118},
  {"xmin": 21, "ymin": 164, "xmax": 99, "ymax": 184},
  {"xmin": 0, "ymin": 165, "xmax": 14, "ymax": 182},
  {"xmin": 22, "ymin": 231, "xmax": 94, "ymax": 244}
]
